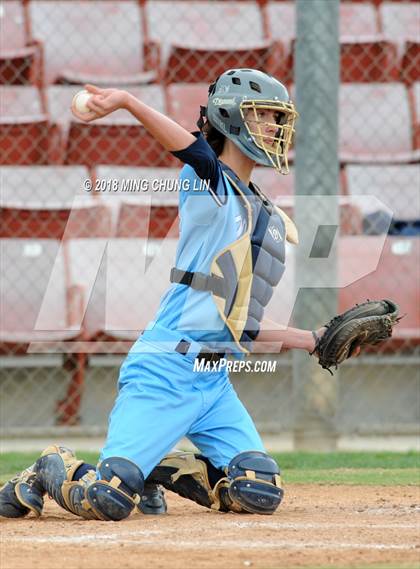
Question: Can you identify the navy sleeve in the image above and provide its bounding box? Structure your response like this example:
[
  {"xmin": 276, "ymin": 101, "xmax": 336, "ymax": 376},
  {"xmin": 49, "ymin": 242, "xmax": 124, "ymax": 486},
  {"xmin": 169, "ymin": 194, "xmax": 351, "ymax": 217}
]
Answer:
[{"xmin": 171, "ymin": 132, "xmax": 221, "ymax": 196}]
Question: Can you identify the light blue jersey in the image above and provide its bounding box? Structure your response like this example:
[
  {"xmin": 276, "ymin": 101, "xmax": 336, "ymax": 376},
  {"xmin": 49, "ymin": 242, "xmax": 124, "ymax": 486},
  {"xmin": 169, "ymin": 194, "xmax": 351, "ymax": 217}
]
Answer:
[{"xmin": 153, "ymin": 163, "xmax": 246, "ymax": 354}]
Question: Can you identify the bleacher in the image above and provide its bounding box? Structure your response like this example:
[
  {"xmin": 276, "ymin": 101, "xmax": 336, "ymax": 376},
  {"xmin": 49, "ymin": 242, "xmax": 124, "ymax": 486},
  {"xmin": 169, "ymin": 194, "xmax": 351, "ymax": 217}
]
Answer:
[{"xmin": 1, "ymin": 0, "xmax": 419, "ymax": 424}]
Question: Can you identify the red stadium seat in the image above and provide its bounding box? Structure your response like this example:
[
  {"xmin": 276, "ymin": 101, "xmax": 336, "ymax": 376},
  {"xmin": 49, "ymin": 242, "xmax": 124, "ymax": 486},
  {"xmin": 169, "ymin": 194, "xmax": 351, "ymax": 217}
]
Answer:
[
  {"xmin": 95, "ymin": 165, "xmax": 181, "ymax": 237},
  {"xmin": 339, "ymin": 83, "xmax": 418, "ymax": 163},
  {"xmin": 381, "ymin": 2, "xmax": 420, "ymax": 51},
  {"xmin": 0, "ymin": 237, "xmax": 87, "ymax": 424},
  {"xmin": 167, "ymin": 83, "xmax": 209, "ymax": 130},
  {"xmin": 412, "ymin": 82, "xmax": 420, "ymax": 149},
  {"xmin": 0, "ymin": 1, "xmax": 42, "ymax": 85},
  {"xmin": 339, "ymin": 6, "xmax": 394, "ymax": 83},
  {"xmin": 0, "ymin": 118, "xmax": 60, "ymax": 164},
  {"xmin": 0, "ymin": 85, "xmax": 43, "ymax": 115},
  {"xmin": 339, "ymin": 236, "xmax": 420, "ymax": 349},
  {"xmin": 0, "ymin": 45, "xmax": 41, "ymax": 85},
  {"xmin": 0, "ymin": 238, "xmax": 82, "ymax": 349},
  {"xmin": 339, "ymin": 3, "xmax": 379, "ymax": 36},
  {"xmin": 0, "ymin": 86, "xmax": 61, "ymax": 164},
  {"xmin": 339, "ymin": 38, "xmax": 399, "ymax": 83},
  {"xmin": 345, "ymin": 164, "xmax": 420, "ymax": 230},
  {"xmin": 265, "ymin": 2, "xmax": 296, "ymax": 45},
  {"xmin": 164, "ymin": 43, "xmax": 273, "ymax": 84},
  {"xmin": 0, "ymin": 165, "xmax": 112, "ymax": 238},
  {"xmin": 65, "ymin": 119, "xmax": 169, "ymax": 167},
  {"xmin": 145, "ymin": 1, "xmax": 272, "ymax": 82},
  {"xmin": 0, "ymin": 1, "xmax": 29, "ymax": 50},
  {"xmin": 267, "ymin": 3, "xmax": 398, "ymax": 82},
  {"xmin": 267, "ymin": 1, "xmax": 379, "ymax": 39},
  {"xmin": 29, "ymin": 0, "xmax": 155, "ymax": 85},
  {"xmin": 263, "ymin": 2, "xmax": 295, "ymax": 81},
  {"xmin": 401, "ymin": 41, "xmax": 420, "ymax": 85},
  {"xmin": 47, "ymin": 85, "xmax": 174, "ymax": 167},
  {"xmin": 381, "ymin": 3, "xmax": 420, "ymax": 84},
  {"xmin": 67, "ymin": 237, "xmax": 179, "ymax": 346},
  {"xmin": 286, "ymin": 36, "xmax": 399, "ymax": 84}
]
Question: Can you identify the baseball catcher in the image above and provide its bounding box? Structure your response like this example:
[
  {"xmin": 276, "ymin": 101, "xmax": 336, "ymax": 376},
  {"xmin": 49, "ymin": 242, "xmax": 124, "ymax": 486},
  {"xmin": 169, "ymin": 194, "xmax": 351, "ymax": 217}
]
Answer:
[{"xmin": 0, "ymin": 68, "xmax": 401, "ymax": 522}]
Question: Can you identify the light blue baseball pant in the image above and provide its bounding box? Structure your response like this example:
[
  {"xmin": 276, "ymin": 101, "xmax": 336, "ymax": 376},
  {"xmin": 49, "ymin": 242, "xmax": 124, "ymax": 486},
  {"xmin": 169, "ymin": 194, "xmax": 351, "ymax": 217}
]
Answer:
[{"xmin": 100, "ymin": 325, "xmax": 265, "ymax": 478}]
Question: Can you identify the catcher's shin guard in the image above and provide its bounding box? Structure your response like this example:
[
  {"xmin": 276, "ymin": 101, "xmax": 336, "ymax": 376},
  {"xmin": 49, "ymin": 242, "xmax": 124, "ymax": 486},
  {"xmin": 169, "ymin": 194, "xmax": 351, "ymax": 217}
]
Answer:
[
  {"xmin": 35, "ymin": 445, "xmax": 89, "ymax": 516},
  {"xmin": 35, "ymin": 446, "xmax": 144, "ymax": 521},
  {"xmin": 220, "ymin": 451, "xmax": 284, "ymax": 515},
  {"xmin": 0, "ymin": 464, "xmax": 45, "ymax": 518}
]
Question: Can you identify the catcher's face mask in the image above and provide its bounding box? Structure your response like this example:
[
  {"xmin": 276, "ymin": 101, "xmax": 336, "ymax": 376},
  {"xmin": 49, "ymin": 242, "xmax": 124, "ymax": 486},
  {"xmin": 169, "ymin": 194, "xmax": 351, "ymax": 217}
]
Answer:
[{"xmin": 240, "ymin": 100, "xmax": 298, "ymax": 174}]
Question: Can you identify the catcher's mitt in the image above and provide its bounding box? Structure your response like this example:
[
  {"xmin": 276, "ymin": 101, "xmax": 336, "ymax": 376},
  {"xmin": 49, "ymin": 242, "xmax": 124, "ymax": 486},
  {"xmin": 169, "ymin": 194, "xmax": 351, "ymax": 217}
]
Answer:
[{"xmin": 311, "ymin": 299, "xmax": 401, "ymax": 374}]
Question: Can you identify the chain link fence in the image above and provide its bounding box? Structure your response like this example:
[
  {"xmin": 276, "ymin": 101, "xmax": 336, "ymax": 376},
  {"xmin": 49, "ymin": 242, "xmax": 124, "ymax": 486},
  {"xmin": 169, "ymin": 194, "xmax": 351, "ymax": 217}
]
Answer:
[{"xmin": 0, "ymin": 0, "xmax": 419, "ymax": 445}]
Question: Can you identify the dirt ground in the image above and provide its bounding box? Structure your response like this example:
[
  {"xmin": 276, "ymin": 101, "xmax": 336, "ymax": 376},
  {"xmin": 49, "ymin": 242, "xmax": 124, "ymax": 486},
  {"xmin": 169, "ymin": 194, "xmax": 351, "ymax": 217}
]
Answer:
[{"xmin": 1, "ymin": 485, "xmax": 419, "ymax": 569}]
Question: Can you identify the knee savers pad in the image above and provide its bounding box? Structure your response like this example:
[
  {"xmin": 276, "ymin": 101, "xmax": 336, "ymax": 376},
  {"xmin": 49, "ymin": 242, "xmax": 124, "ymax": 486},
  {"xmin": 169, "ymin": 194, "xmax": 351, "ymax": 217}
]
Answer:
[
  {"xmin": 148, "ymin": 452, "xmax": 217, "ymax": 509},
  {"xmin": 83, "ymin": 457, "xmax": 144, "ymax": 521},
  {"xmin": 226, "ymin": 451, "xmax": 284, "ymax": 514}
]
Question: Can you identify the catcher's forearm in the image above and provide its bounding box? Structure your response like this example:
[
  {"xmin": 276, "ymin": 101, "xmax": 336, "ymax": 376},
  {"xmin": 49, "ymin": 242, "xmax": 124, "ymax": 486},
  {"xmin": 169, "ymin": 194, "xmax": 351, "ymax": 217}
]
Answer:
[
  {"xmin": 254, "ymin": 318, "xmax": 315, "ymax": 353},
  {"xmin": 124, "ymin": 93, "xmax": 196, "ymax": 151}
]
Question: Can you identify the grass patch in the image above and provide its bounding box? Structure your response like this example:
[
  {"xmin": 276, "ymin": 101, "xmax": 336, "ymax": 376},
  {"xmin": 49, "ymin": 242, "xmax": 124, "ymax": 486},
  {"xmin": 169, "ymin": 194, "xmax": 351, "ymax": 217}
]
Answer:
[
  {"xmin": 271, "ymin": 451, "xmax": 420, "ymax": 470},
  {"xmin": 273, "ymin": 452, "xmax": 420, "ymax": 485},
  {"xmin": 1, "ymin": 451, "xmax": 419, "ymax": 486},
  {"xmin": 0, "ymin": 452, "xmax": 99, "ymax": 484},
  {"xmin": 284, "ymin": 467, "xmax": 420, "ymax": 486}
]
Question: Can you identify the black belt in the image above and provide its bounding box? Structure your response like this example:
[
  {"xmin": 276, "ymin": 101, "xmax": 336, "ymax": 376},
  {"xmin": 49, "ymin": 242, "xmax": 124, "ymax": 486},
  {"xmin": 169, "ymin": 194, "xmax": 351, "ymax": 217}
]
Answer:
[
  {"xmin": 170, "ymin": 267, "xmax": 225, "ymax": 298},
  {"xmin": 175, "ymin": 340, "xmax": 226, "ymax": 363}
]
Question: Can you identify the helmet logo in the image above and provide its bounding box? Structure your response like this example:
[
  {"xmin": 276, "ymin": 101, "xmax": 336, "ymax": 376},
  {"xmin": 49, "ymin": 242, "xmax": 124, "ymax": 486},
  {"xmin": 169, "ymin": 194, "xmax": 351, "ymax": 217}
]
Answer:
[{"xmin": 212, "ymin": 97, "xmax": 236, "ymax": 106}]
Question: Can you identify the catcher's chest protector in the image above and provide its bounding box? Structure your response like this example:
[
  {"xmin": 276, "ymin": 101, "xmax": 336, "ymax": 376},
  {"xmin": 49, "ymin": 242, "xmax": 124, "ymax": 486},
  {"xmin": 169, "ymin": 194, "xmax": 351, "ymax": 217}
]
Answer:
[
  {"xmin": 174, "ymin": 163, "xmax": 298, "ymax": 353},
  {"xmin": 217, "ymin": 166, "xmax": 286, "ymax": 352}
]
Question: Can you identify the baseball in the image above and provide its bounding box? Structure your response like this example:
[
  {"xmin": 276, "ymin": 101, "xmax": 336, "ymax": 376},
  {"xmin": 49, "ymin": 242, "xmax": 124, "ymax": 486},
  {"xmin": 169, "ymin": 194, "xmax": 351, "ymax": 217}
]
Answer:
[{"xmin": 72, "ymin": 90, "xmax": 92, "ymax": 114}]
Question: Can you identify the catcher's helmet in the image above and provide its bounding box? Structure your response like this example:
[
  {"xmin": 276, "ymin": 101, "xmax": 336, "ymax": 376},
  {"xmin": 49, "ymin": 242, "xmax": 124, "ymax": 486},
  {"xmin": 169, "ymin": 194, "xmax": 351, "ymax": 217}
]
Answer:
[{"xmin": 204, "ymin": 69, "xmax": 298, "ymax": 174}]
